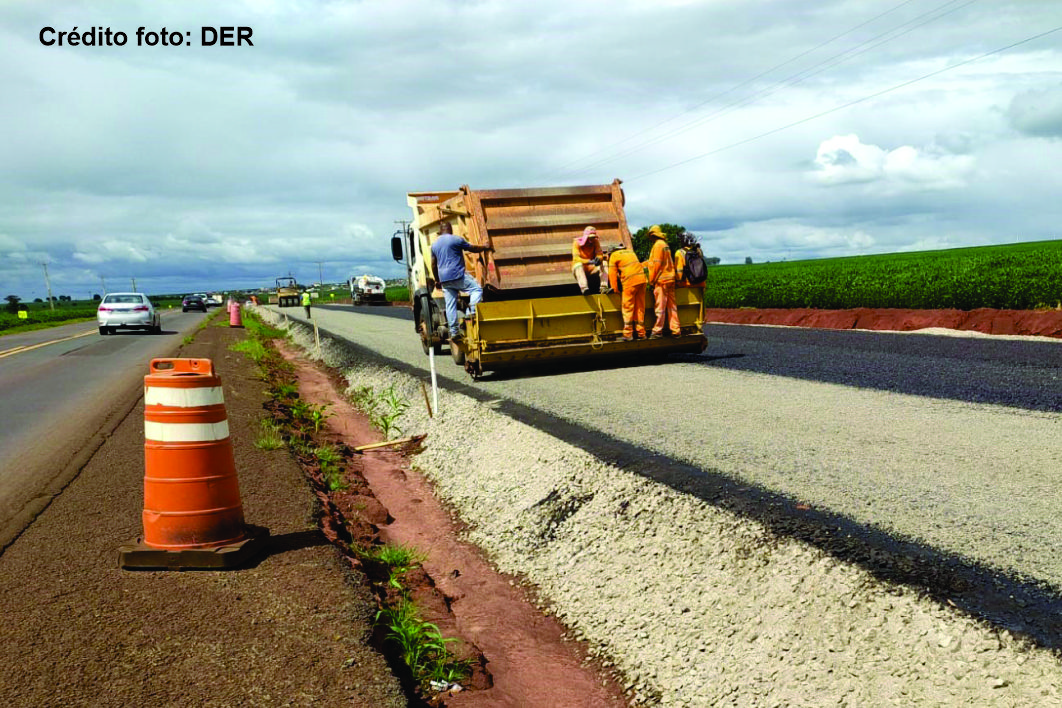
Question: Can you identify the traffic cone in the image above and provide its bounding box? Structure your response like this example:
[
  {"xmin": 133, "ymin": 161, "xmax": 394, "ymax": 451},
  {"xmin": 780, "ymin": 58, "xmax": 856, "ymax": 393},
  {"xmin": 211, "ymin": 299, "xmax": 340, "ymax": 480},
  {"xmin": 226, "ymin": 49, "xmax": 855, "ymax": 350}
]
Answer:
[
  {"xmin": 119, "ymin": 358, "xmax": 267, "ymax": 570},
  {"xmin": 229, "ymin": 300, "xmax": 243, "ymax": 328}
]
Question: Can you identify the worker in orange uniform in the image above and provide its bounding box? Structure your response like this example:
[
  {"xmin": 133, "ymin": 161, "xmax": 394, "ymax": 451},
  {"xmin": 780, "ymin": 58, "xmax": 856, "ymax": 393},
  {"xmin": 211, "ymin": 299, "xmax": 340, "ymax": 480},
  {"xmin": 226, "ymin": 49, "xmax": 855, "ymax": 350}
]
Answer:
[
  {"xmin": 644, "ymin": 224, "xmax": 681, "ymax": 338},
  {"xmin": 606, "ymin": 244, "xmax": 647, "ymax": 341},
  {"xmin": 572, "ymin": 226, "xmax": 607, "ymax": 294}
]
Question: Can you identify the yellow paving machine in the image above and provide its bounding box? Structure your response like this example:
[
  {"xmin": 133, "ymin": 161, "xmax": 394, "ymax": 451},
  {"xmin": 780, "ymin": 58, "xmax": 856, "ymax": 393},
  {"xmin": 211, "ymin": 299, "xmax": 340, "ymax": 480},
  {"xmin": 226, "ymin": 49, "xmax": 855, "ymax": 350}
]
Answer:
[{"xmin": 391, "ymin": 179, "xmax": 706, "ymax": 377}]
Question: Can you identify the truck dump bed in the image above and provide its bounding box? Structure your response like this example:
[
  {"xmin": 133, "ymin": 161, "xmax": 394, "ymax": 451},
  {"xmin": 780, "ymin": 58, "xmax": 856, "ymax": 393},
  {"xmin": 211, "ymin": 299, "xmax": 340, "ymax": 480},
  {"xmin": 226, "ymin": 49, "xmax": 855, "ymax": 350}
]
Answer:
[
  {"xmin": 408, "ymin": 180, "xmax": 633, "ymax": 296},
  {"xmin": 404, "ymin": 179, "xmax": 706, "ymax": 377}
]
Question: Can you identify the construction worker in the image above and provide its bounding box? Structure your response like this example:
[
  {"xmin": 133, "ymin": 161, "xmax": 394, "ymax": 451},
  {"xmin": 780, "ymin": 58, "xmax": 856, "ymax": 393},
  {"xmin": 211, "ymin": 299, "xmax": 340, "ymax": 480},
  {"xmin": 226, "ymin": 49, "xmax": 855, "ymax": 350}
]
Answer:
[
  {"xmin": 606, "ymin": 244, "xmax": 647, "ymax": 341},
  {"xmin": 430, "ymin": 221, "xmax": 492, "ymax": 343},
  {"xmin": 301, "ymin": 290, "xmax": 312, "ymax": 318},
  {"xmin": 644, "ymin": 225, "xmax": 681, "ymax": 338},
  {"xmin": 572, "ymin": 226, "xmax": 607, "ymax": 294},
  {"xmin": 674, "ymin": 232, "xmax": 706, "ymax": 287}
]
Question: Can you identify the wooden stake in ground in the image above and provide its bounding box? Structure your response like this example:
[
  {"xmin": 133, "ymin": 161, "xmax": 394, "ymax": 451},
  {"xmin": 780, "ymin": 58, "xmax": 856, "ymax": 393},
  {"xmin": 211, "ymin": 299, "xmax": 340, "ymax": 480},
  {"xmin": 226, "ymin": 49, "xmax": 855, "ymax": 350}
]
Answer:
[
  {"xmin": 314, "ymin": 321, "xmax": 322, "ymax": 359},
  {"xmin": 353, "ymin": 435, "xmax": 425, "ymax": 452},
  {"xmin": 421, "ymin": 381, "xmax": 433, "ymax": 418}
]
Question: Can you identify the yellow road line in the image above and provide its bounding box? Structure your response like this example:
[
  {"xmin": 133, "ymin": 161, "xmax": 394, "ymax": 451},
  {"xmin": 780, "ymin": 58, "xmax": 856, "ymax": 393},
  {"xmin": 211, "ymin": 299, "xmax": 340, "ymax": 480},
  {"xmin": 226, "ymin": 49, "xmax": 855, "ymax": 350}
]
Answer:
[
  {"xmin": 0, "ymin": 329, "xmax": 98, "ymax": 359},
  {"xmin": 0, "ymin": 310, "xmax": 188, "ymax": 360}
]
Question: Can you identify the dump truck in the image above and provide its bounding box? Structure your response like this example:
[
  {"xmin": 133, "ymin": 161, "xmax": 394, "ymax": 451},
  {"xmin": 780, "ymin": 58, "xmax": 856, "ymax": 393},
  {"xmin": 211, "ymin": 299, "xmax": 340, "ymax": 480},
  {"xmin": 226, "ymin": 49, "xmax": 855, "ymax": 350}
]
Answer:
[
  {"xmin": 275, "ymin": 276, "xmax": 300, "ymax": 308},
  {"xmin": 350, "ymin": 274, "xmax": 387, "ymax": 306},
  {"xmin": 391, "ymin": 179, "xmax": 706, "ymax": 377}
]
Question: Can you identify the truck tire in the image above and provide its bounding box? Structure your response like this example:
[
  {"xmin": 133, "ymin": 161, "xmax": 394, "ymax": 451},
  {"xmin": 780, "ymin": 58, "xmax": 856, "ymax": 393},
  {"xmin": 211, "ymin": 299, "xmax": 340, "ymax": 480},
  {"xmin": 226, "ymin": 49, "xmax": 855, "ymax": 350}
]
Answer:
[{"xmin": 417, "ymin": 294, "xmax": 433, "ymax": 355}]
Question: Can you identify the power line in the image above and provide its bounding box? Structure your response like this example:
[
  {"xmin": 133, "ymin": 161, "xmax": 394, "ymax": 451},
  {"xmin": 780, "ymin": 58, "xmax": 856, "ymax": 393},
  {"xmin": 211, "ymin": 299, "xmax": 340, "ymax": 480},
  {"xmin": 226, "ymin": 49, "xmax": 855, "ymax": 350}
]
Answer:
[
  {"xmin": 543, "ymin": 0, "xmax": 924, "ymax": 180},
  {"xmin": 558, "ymin": 0, "xmax": 977, "ymax": 180},
  {"xmin": 628, "ymin": 25, "xmax": 1062, "ymax": 182}
]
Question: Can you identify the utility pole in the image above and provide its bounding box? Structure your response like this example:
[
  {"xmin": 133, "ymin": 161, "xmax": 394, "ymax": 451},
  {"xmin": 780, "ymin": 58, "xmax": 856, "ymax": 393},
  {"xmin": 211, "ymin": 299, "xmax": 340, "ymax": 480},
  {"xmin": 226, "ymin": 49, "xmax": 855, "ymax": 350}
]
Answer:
[
  {"xmin": 316, "ymin": 261, "xmax": 324, "ymax": 287},
  {"xmin": 131, "ymin": 277, "xmax": 137, "ymax": 292},
  {"xmin": 100, "ymin": 276, "xmax": 107, "ymax": 295},
  {"xmin": 394, "ymin": 219, "xmax": 410, "ymax": 236},
  {"xmin": 41, "ymin": 262, "xmax": 54, "ymax": 311}
]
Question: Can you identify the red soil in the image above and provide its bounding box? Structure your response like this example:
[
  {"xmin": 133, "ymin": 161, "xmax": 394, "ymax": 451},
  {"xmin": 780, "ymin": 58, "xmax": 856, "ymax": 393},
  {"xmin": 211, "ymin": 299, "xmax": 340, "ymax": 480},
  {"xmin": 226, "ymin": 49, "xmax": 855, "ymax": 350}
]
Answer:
[{"xmin": 702, "ymin": 307, "xmax": 1062, "ymax": 338}]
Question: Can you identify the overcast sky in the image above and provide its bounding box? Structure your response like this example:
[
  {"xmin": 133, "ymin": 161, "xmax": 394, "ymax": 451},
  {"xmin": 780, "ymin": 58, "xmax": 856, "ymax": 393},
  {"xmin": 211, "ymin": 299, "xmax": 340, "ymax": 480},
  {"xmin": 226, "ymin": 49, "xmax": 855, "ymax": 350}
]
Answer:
[{"xmin": 2, "ymin": 0, "xmax": 1061, "ymax": 300}]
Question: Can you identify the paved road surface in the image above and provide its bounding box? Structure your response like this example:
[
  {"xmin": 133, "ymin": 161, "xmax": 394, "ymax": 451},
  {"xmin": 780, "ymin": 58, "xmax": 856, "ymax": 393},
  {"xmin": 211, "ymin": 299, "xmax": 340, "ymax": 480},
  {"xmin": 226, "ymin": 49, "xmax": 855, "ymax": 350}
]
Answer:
[
  {"xmin": 279, "ymin": 304, "xmax": 1062, "ymax": 595},
  {"xmin": 0, "ymin": 310, "xmax": 209, "ymax": 547}
]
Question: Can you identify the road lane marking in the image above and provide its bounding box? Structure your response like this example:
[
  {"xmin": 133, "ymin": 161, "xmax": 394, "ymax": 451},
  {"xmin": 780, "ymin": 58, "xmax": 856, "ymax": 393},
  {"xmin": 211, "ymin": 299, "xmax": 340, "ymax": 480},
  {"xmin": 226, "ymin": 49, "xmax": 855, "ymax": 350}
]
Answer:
[
  {"xmin": 0, "ymin": 329, "xmax": 98, "ymax": 359},
  {"xmin": 0, "ymin": 310, "xmax": 190, "ymax": 360}
]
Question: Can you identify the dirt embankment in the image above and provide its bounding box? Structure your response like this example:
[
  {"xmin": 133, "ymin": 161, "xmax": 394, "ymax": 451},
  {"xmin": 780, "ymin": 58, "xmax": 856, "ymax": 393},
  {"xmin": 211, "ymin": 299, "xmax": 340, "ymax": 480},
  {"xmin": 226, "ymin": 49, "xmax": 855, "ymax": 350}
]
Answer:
[{"xmin": 703, "ymin": 307, "xmax": 1062, "ymax": 338}]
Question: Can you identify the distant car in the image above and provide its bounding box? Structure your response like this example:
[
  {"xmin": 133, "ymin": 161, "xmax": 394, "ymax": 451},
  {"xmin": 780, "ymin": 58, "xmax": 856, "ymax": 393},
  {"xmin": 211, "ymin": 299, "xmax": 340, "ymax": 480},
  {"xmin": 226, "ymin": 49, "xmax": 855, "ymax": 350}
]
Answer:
[
  {"xmin": 182, "ymin": 295, "xmax": 207, "ymax": 312},
  {"xmin": 206, "ymin": 294, "xmax": 223, "ymax": 307},
  {"xmin": 97, "ymin": 293, "xmax": 161, "ymax": 335}
]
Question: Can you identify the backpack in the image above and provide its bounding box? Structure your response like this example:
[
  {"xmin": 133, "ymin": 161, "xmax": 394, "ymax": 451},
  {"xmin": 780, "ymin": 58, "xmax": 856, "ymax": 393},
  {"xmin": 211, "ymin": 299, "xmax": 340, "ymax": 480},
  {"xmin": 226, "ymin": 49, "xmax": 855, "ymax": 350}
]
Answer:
[{"xmin": 683, "ymin": 249, "xmax": 707, "ymax": 284}]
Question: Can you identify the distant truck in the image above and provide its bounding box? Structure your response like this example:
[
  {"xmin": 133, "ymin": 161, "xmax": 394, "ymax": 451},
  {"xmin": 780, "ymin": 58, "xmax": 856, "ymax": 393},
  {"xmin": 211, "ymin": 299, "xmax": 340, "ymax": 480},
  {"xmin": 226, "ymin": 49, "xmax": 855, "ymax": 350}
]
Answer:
[
  {"xmin": 350, "ymin": 274, "xmax": 387, "ymax": 306},
  {"xmin": 391, "ymin": 179, "xmax": 706, "ymax": 378}
]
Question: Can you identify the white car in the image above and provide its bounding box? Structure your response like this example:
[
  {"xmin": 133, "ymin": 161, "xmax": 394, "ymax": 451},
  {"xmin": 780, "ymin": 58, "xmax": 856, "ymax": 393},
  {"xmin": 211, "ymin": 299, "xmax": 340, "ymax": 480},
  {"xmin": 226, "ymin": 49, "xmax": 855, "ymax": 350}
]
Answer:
[{"xmin": 97, "ymin": 292, "xmax": 161, "ymax": 335}]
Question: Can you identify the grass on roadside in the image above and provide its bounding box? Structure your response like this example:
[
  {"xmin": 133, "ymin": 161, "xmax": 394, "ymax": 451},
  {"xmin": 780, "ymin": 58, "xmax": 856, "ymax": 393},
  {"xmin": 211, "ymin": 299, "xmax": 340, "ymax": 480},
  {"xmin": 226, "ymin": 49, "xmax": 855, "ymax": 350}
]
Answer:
[
  {"xmin": 237, "ymin": 306, "xmax": 469, "ymax": 695},
  {"xmin": 358, "ymin": 543, "xmax": 471, "ymax": 688},
  {"xmin": 254, "ymin": 419, "xmax": 285, "ymax": 450}
]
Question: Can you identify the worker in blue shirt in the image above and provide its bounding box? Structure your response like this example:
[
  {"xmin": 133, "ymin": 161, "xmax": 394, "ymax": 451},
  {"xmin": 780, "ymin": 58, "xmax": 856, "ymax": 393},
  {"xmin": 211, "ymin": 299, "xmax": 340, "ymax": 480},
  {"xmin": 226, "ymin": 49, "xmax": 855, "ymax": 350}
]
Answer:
[{"xmin": 430, "ymin": 222, "xmax": 492, "ymax": 343}]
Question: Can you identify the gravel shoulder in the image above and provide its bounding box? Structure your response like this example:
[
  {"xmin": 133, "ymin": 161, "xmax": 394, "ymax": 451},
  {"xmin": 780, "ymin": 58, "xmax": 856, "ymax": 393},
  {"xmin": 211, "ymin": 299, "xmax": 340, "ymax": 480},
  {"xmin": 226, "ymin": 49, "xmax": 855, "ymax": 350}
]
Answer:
[
  {"xmin": 283, "ymin": 305, "xmax": 1062, "ymax": 592},
  {"xmin": 0, "ymin": 321, "xmax": 405, "ymax": 707},
  {"xmin": 268, "ymin": 307, "xmax": 1062, "ymax": 707}
]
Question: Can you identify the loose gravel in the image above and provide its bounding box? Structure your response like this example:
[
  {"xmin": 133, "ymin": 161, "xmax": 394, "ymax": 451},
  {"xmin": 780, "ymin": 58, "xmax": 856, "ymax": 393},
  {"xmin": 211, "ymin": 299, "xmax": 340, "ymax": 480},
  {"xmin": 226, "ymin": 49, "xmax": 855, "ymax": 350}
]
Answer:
[{"xmin": 264, "ymin": 310, "xmax": 1062, "ymax": 707}]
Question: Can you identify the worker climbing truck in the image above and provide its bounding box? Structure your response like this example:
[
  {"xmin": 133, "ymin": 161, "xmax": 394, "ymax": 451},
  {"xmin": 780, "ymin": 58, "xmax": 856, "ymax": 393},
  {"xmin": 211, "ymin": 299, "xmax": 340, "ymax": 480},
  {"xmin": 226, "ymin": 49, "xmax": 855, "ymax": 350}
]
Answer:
[
  {"xmin": 390, "ymin": 179, "xmax": 706, "ymax": 377},
  {"xmin": 274, "ymin": 276, "xmax": 300, "ymax": 308}
]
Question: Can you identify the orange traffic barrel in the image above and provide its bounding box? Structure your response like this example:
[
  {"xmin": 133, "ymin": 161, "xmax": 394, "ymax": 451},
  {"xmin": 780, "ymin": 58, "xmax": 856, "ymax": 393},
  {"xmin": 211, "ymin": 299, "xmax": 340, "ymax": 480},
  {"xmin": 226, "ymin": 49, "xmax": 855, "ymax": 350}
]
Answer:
[
  {"xmin": 229, "ymin": 300, "xmax": 243, "ymax": 327},
  {"xmin": 119, "ymin": 358, "xmax": 266, "ymax": 570}
]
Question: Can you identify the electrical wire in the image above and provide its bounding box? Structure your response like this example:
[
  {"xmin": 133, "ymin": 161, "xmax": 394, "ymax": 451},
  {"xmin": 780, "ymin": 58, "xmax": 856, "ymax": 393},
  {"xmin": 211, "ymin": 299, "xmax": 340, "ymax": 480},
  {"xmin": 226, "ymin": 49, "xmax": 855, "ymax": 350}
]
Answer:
[
  {"xmin": 557, "ymin": 0, "xmax": 978, "ymax": 180},
  {"xmin": 540, "ymin": 0, "xmax": 923, "ymax": 180},
  {"xmin": 628, "ymin": 25, "xmax": 1062, "ymax": 182}
]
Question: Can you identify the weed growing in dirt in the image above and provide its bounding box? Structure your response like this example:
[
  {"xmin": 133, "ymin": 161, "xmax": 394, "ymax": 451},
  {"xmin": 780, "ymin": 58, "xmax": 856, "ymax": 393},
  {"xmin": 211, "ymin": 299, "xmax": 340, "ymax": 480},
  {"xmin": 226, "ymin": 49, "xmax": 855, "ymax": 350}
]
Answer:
[
  {"xmin": 182, "ymin": 334, "xmax": 194, "ymax": 345},
  {"xmin": 254, "ymin": 419, "xmax": 285, "ymax": 450},
  {"xmin": 376, "ymin": 600, "xmax": 468, "ymax": 690},
  {"xmin": 269, "ymin": 382, "xmax": 299, "ymax": 401},
  {"xmin": 349, "ymin": 384, "xmax": 409, "ymax": 439},
  {"xmin": 358, "ymin": 543, "xmax": 425, "ymax": 589},
  {"xmin": 315, "ymin": 445, "xmax": 347, "ymax": 491},
  {"xmin": 307, "ymin": 402, "xmax": 332, "ymax": 433}
]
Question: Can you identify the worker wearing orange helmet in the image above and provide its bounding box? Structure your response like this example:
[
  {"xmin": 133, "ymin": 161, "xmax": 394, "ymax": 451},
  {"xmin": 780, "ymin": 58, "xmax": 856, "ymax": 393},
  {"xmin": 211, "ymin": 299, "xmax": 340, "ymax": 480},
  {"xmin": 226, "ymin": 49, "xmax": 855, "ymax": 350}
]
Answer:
[
  {"xmin": 572, "ymin": 226, "xmax": 607, "ymax": 294},
  {"xmin": 643, "ymin": 224, "xmax": 681, "ymax": 338},
  {"xmin": 606, "ymin": 243, "xmax": 647, "ymax": 341}
]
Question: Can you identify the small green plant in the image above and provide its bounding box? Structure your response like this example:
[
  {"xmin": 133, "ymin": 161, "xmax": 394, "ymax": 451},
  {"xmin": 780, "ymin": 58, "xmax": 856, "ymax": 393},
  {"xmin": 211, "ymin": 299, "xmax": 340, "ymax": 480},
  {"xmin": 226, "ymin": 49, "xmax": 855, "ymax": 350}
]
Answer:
[
  {"xmin": 375, "ymin": 600, "xmax": 467, "ymax": 689},
  {"xmin": 182, "ymin": 334, "xmax": 194, "ymax": 345},
  {"xmin": 269, "ymin": 382, "xmax": 299, "ymax": 400},
  {"xmin": 358, "ymin": 543, "xmax": 425, "ymax": 589},
  {"xmin": 307, "ymin": 402, "xmax": 332, "ymax": 433},
  {"xmin": 254, "ymin": 419, "xmax": 285, "ymax": 450},
  {"xmin": 356, "ymin": 383, "xmax": 409, "ymax": 439},
  {"xmin": 315, "ymin": 446, "xmax": 347, "ymax": 491}
]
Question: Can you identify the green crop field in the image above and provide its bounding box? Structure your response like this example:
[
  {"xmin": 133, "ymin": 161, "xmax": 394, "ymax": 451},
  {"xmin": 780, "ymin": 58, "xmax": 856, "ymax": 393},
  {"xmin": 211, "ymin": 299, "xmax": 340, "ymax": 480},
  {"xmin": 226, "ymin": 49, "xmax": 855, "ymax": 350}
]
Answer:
[{"xmin": 702, "ymin": 240, "xmax": 1062, "ymax": 311}]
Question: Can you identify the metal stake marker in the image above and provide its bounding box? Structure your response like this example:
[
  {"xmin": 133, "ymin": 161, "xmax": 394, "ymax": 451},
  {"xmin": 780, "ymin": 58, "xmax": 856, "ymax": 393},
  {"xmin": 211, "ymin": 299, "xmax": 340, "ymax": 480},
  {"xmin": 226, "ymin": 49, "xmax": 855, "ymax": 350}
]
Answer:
[{"xmin": 428, "ymin": 345, "xmax": 439, "ymax": 416}]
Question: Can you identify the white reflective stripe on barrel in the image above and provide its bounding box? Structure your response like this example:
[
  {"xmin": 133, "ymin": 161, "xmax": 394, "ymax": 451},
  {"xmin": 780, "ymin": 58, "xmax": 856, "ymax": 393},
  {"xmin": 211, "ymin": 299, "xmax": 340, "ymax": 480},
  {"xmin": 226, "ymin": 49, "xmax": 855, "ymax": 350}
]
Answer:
[
  {"xmin": 144, "ymin": 420, "xmax": 230, "ymax": 442},
  {"xmin": 144, "ymin": 385, "xmax": 225, "ymax": 408}
]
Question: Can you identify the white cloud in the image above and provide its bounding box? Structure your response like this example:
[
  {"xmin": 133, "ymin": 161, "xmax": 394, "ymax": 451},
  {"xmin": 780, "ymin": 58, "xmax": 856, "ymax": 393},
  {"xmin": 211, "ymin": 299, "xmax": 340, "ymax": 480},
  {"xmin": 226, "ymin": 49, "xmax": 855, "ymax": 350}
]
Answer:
[{"xmin": 812, "ymin": 134, "xmax": 974, "ymax": 190}]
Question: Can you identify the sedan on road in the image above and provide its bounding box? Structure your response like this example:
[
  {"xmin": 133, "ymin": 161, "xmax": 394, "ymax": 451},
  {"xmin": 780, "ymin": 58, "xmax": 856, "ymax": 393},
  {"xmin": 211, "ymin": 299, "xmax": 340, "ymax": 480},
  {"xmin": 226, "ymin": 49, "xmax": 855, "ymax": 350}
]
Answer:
[
  {"xmin": 97, "ymin": 293, "xmax": 161, "ymax": 335},
  {"xmin": 182, "ymin": 295, "xmax": 207, "ymax": 312}
]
